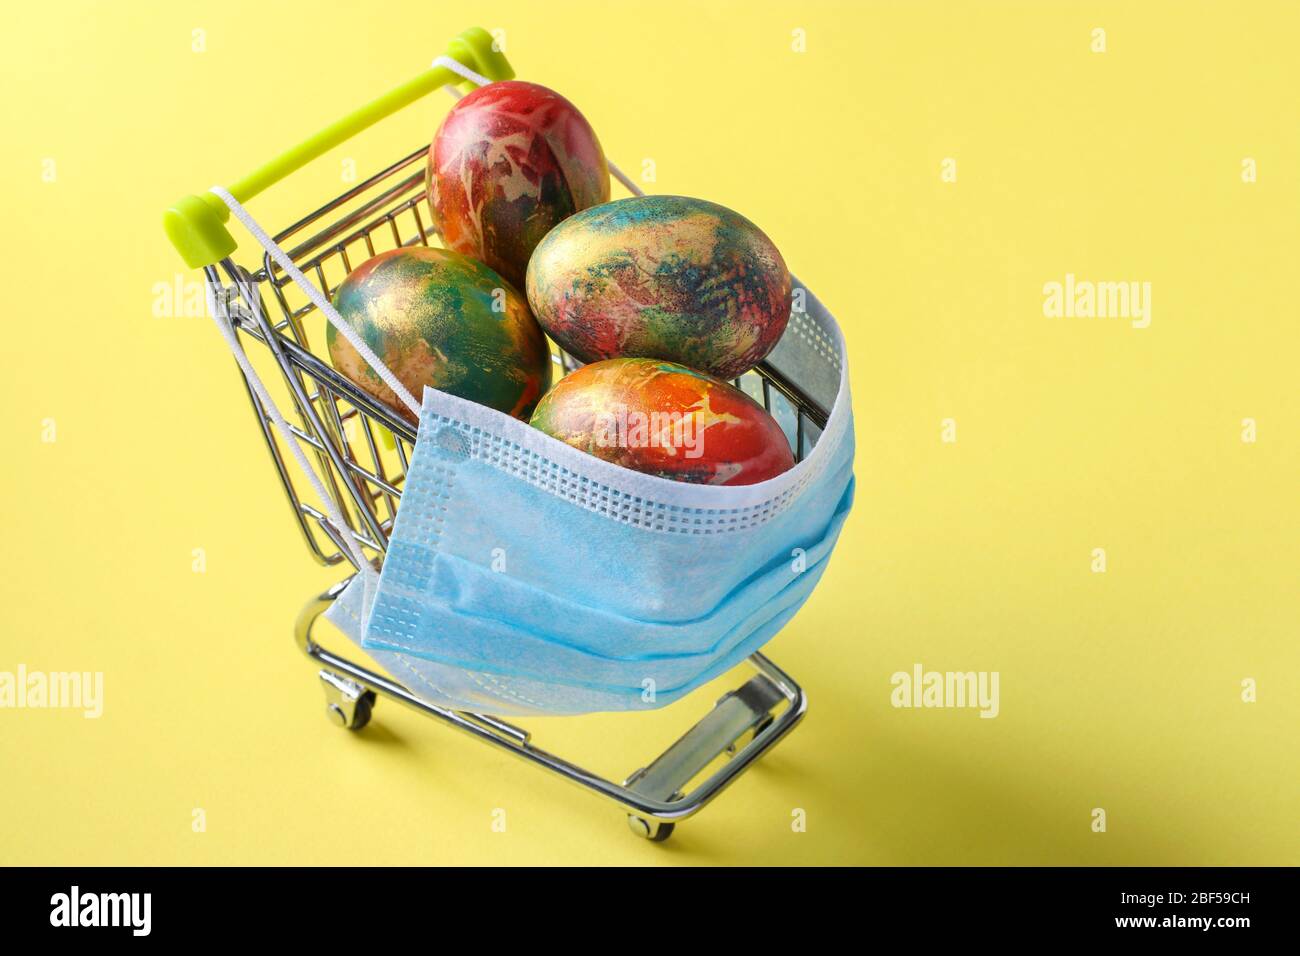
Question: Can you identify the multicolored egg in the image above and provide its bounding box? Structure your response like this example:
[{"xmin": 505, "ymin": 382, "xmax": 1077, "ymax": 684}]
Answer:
[
  {"xmin": 525, "ymin": 195, "xmax": 792, "ymax": 381},
  {"xmin": 427, "ymin": 80, "xmax": 610, "ymax": 289},
  {"xmin": 328, "ymin": 247, "xmax": 551, "ymax": 424},
  {"xmin": 530, "ymin": 358, "xmax": 794, "ymax": 486}
]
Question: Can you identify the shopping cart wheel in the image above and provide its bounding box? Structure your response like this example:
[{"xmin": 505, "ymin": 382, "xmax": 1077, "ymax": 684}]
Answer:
[
  {"xmin": 627, "ymin": 815, "xmax": 675, "ymax": 842},
  {"xmin": 319, "ymin": 670, "xmax": 376, "ymax": 731},
  {"xmin": 341, "ymin": 694, "xmax": 374, "ymax": 731}
]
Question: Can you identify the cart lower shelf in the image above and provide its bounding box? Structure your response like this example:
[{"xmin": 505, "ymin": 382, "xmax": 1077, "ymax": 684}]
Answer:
[{"xmin": 299, "ymin": 575, "xmax": 808, "ymax": 842}]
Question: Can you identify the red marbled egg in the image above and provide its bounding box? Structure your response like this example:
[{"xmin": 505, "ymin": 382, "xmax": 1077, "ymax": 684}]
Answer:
[
  {"xmin": 427, "ymin": 80, "xmax": 610, "ymax": 289},
  {"xmin": 530, "ymin": 358, "xmax": 794, "ymax": 486}
]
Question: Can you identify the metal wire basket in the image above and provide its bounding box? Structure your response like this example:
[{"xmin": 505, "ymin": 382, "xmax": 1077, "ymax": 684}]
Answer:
[{"xmin": 171, "ymin": 29, "xmax": 831, "ymax": 841}]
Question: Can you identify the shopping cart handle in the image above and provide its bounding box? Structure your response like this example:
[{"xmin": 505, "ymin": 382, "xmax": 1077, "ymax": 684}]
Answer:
[{"xmin": 163, "ymin": 26, "xmax": 513, "ymax": 269}]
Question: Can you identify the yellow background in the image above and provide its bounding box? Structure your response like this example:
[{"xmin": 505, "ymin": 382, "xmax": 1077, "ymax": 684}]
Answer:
[{"xmin": 2, "ymin": 0, "xmax": 1297, "ymax": 865}]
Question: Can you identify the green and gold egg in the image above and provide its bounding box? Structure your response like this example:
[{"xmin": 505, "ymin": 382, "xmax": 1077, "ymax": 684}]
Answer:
[{"xmin": 327, "ymin": 247, "xmax": 552, "ymax": 423}]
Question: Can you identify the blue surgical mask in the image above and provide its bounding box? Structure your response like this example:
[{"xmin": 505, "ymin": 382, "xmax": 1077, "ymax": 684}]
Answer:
[{"xmin": 327, "ymin": 289, "xmax": 855, "ymax": 716}]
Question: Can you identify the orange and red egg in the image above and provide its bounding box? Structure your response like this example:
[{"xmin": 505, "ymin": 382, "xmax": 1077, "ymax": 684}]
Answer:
[{"xmin": 530, "ymin": 358, "xmax": 794, "ymax": 486}]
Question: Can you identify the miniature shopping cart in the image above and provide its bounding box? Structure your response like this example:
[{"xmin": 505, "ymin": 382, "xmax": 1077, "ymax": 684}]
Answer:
[{"xmin": 164, "ymin": 27, "xmax": 832, "ymax": 842}]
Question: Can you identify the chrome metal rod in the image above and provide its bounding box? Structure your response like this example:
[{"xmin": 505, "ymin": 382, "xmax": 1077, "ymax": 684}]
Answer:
[{"xmin": 296, "ymin": 578, "xmax": 807, "ymax": 822}]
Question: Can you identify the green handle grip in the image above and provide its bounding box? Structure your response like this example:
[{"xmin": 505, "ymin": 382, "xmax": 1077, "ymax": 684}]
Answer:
[{"xmin": 163, "ymin": 27, "xmax": 513, "ymax": 269}]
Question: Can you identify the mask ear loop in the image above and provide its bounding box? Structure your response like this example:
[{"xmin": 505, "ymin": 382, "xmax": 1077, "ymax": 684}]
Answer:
[
  {"xmin": 209, "ymin": 187, "xmax": 422, "ymax": 419},
  {"xmin": 204, "ymin": 188, "xmax": 427, "ymax": 603},
  {"xmin": 199, "ymin": 66, "xmax": 480, "ymax": 602},
  {"xmin": 429, "ymin": 55, "xmax": 492, "ymax": 88},
  {"xmin": 204, "ymin": 281, "xmax": 379, "ymax": 595}
]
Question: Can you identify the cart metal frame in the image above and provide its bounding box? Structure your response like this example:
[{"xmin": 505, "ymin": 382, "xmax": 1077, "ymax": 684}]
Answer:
[{"xmin": 200, "ymin": 65, "xmax": 831, "ymax": 843}]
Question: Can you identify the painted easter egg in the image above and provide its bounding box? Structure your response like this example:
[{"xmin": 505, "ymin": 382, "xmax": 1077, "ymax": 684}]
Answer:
[
  {"xmin": 530, "ymin": 358, "xmax": 794, "ymax": 486},
  {"xmin": 328, "ymin": 247, "xmax": 551, "ymax": 424},
  {"xmin": 525, "ymin": 195, "xmax": 792, "ymax": 381},
  {"xmin": 427, "ymin": 80, "xmax": 610, "ymax": 289}
]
